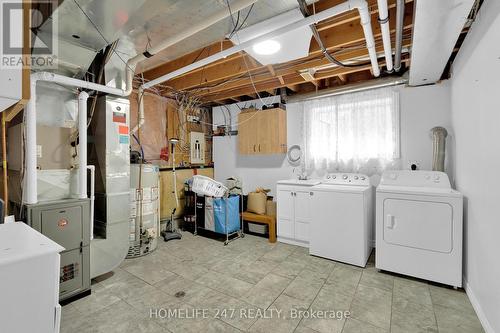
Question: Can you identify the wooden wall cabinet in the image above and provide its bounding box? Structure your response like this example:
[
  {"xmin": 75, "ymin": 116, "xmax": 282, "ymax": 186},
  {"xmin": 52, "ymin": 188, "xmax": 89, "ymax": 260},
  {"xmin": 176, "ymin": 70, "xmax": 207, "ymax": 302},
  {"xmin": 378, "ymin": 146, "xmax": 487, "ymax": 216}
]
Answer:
[{"xmin": 238, "ymin": 108, "xmax": 287, "ymax": 154}]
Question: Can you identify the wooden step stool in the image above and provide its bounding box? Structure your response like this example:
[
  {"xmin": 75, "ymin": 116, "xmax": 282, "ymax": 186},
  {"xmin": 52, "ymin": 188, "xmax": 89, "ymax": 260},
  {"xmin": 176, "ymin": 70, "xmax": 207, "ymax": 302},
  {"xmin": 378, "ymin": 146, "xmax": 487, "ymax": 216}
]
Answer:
[{"xmin": 241, "ymin": 211, "xmax": 276, "ymax": 243}]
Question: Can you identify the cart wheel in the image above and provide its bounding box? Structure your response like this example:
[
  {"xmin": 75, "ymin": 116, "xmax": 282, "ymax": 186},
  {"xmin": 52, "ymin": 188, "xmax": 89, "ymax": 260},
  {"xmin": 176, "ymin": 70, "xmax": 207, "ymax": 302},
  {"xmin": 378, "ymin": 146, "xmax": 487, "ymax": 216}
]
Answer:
[
  {"xmin": 241, "ymin": 233, "xmax": 245, "ymax": 238},
  {"xmin": 224, "ymin": 241, "xmax": 228, "ymax": 246}
]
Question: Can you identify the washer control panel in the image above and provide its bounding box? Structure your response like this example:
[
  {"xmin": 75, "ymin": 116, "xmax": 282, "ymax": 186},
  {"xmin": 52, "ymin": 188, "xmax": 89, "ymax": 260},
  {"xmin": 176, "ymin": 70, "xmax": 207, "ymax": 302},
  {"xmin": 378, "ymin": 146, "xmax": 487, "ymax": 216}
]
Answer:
[
  {"xmin": 380, "ymin": 170, "xmax": 451, "ymax": 188},
  {"xmin": 322, "ymin": 173, "xmax": 370, "ymax": 186}
]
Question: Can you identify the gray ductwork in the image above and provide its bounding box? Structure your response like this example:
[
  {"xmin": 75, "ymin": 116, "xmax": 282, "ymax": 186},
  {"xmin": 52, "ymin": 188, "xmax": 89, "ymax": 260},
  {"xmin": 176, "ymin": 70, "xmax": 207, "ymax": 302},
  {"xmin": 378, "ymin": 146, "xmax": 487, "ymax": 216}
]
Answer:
[
  {"xmin": 89, "ymin": 96, "xmax": 130, "ymax": 278},
  {"xmin": 431, "ymin": 127, "xmax": 448, "ymax": 172}
]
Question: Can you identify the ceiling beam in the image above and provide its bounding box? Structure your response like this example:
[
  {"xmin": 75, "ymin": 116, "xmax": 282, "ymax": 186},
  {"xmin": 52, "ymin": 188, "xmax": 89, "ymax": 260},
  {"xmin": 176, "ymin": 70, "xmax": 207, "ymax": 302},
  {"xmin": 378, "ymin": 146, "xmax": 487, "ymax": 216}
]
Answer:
[
  {"xmin": 144, "ymin": 2, "xmax": 413, "ymax": 92},
  {"xmin": 200, "ymin": 57, "xmax": 410, "ymax": 102},
  {"xmin": 142, "ymin": 40, "xmax": 235, "ymax": 79},
  {"xmin": 266, "ymin": 65, "xmax": 276, "ymax": 76},
  {"xmin": 194, "ymin": 36, "xmax": 412, "ymax": 97}
]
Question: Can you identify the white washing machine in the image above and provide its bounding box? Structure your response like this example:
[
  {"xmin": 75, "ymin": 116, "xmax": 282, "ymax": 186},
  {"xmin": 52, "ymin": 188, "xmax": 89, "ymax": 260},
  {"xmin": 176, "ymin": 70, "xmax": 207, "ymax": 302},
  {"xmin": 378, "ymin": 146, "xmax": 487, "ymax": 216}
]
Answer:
[
  {"xmin": 309, "ymin": 173, "xmax": 373, "ymax": 267},
  {"xmin": 376, "ymin": 170, "xmax": 463, "ymax": 287}
]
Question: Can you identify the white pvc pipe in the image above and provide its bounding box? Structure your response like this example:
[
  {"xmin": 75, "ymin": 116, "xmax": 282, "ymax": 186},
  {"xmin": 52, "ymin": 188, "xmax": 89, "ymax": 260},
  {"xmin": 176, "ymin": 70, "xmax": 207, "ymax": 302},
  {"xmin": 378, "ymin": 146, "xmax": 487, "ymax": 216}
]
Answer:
[
  {"xmin": 377, "ymin": 0, "xmax": 394, "ymax": 72},
  {"xmin": 24, "ymin": 78, "xmax": 38, "ymax": 204},
  {"xmin": 142, "ymin": 0, "xmax": 380, "ymax": 90},
  {"xmin": 78, "ymin": 91, "xmax": 89, "ymax": 199},
  {"xmin": 87, "ymin": 165, "xmax": 95, "ymax": 240},
  {"xmin": 356, "ymin": 0, "xmax": 380, "ymax": 77},
  {"xmin": 24, "ymin": 0, "xmax": 376, "ymax": 205},
  {"xmin": 24, "ymin": 0, "xmax": 257, "ymax": 203},
  {"xmin": 25, "ymin": 72, "xmax": 130, "ymax": 204}
]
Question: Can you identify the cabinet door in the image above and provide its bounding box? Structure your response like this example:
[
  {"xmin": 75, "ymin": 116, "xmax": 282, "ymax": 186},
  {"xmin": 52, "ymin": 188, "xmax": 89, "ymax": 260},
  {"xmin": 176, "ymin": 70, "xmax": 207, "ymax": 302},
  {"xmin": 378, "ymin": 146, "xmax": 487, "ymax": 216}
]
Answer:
[
  {"xmin": 294, "ymin": 190, "xmax": 313, "ymax": 242},
  {"xmin": 294, "ymin": 190, "xmax": 313, "ymax": 223},
  {"xmin": 256, "ymin": 111, "xmax": 271, "ymax": 153},
  {"xmin": 258, "ymin": 108, "xmax": 287, "ymax": 154},
  {"xmin": 268, "ymin": 108, "xmax": 287, "ymax": 154},
  {"xmin": 277, "ymin": 108, "xmax": 287, "ymax": 153},
  {"xmin": 238, "ymin": 111, "xmax": 256, "ymax": 154},
  {"xmin": 277, "ymin": 188, "xmax": 294, "ymax": 239}
]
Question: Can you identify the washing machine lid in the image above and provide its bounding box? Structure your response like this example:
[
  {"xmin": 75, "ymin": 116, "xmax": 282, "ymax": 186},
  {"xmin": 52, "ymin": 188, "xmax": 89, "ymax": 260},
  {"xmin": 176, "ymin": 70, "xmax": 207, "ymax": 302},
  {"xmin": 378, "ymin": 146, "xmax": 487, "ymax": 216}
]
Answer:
[{"xmin": 377, "ymin": 185, "xmax": 462, "ymax": 198}]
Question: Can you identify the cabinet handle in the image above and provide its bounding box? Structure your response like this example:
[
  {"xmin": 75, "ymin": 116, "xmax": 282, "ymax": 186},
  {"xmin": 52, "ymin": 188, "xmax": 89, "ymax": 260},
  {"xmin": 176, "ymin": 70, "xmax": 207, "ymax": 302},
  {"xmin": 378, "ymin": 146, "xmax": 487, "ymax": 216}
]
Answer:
[
  {"xmin": 258, "ymin": 144, "xmax": 261, "ymax": 152},
  {"xmin": 291, "ymin": 192, "xmax": 294, "ymax": 196},
  {"xmin": 253, "ymin": 144, "xmax": 256, "ymax": 152}
]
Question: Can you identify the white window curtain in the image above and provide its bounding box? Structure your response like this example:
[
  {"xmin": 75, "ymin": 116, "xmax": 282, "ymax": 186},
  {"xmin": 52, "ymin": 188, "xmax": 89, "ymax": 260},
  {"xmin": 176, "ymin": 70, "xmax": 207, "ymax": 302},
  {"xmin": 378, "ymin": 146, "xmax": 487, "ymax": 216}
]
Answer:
[{"xmin": 302, "ymin": 87, "xmax": 400, "ymax": 175}]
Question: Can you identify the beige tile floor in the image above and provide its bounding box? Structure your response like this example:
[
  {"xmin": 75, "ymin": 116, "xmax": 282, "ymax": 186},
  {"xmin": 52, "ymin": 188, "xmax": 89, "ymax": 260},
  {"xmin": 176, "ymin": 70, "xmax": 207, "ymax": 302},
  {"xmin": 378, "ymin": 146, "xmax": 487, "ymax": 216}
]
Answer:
[{"xmin": 61, "ymin": 232, "xmax": 484, "ymax": 333}]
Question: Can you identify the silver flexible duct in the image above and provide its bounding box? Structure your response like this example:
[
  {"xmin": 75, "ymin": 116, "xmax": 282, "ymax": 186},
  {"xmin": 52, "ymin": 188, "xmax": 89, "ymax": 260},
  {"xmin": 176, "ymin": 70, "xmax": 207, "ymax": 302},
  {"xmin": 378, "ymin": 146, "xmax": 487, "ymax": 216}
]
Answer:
[{"xmin": 431, "ymin": 127, "xmax": 448, "ymax": 172}]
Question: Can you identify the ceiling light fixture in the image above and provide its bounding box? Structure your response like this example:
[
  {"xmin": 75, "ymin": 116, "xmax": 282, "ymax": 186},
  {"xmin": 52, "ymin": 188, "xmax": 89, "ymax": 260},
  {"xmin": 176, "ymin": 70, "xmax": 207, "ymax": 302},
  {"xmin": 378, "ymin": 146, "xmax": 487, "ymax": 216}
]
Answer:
[
  {"xmin": 230, "ymin": 8, "xmax": 311, "ymax": 65},
  {"xmin": 252, "ymin": 40, "xmax": 281, "ymax": 55}
]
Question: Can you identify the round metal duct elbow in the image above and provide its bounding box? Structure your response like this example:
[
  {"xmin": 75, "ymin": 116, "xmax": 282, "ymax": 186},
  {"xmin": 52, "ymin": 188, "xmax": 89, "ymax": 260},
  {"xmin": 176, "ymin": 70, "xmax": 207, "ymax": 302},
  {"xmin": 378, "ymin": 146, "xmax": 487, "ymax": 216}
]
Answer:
[{"xmin": 431, "ymin": 126, "xmax": 448, "ymax": 172}]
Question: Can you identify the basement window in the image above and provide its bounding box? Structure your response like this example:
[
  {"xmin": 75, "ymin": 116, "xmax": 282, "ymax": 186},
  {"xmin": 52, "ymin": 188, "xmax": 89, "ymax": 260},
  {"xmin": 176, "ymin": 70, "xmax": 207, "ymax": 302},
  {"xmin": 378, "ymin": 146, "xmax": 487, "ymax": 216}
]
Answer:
[{"xmin": 302, "ymin": 87, "xmax": 400, "ymax": 174}]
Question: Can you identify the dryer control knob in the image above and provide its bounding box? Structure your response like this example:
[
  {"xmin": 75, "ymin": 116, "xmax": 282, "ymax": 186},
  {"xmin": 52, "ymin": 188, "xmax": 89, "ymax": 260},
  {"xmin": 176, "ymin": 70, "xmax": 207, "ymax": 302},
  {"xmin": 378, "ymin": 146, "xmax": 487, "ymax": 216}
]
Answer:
[
  {"xmin": 354, "ymin": 176, "xmax": 359, "ymax": 180},
  {"xmin": 332, "ymin": 175, "xmax": 336, "ymax": 179},
  {"xmin": 343, "ymin": 175, "xmax": 348, "ymax": 180},
  {"xmin": 361, "ymin": 176, "xmax": 366, "ymax": 180}
]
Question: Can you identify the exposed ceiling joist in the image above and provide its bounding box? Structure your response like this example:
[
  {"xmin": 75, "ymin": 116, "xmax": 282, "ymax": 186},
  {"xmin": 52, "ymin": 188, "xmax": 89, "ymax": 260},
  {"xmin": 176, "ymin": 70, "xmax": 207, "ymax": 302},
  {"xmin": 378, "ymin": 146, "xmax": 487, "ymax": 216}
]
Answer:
[
  {"xmin": 200, "ymin": 57, "xmax": 410, "ymax": 102},
  {"xmin": 142, "ymin": 1, "xmax": 413, "ymax": 93},
  {"xmin": 194, "ymin": 36, "xmax": 412, "ymax": 97}
]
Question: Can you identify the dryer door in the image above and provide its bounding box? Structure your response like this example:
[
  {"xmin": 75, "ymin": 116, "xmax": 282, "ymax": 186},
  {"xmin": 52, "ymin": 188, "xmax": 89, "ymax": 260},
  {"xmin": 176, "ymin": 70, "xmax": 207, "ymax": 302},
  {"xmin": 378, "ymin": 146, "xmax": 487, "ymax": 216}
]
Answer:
[{"xmin": 383, "ymin": 198, "xmax": 453, "ymax": 253}]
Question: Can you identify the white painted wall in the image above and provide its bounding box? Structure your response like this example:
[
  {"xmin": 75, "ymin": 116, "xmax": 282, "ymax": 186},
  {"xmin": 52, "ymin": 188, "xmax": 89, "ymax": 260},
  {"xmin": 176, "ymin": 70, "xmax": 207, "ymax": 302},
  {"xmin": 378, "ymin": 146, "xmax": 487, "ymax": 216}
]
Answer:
[
  {"xmin": 449, "ymin": 1, "xmax": 500, "ymax": 332},
  {"xmin": 213, "ymin": 84, "xmax": 452, "ymax": 196}
]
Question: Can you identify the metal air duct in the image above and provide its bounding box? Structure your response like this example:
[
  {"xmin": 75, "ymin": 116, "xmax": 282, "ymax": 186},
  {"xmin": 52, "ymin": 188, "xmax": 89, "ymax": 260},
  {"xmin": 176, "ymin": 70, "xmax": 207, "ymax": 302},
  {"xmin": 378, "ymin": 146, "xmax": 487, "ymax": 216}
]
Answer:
[{"xmin": 431, "ymin": 126, "xmax": 448, "ymax": 172}]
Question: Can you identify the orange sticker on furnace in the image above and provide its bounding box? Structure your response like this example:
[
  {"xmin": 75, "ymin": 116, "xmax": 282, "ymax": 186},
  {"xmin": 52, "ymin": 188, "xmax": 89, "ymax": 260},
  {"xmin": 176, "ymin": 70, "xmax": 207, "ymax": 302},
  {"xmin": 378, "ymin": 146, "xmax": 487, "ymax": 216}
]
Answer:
[{"xmin": 119, "ymin": 125, "xmax": 129, "ymax": 134}]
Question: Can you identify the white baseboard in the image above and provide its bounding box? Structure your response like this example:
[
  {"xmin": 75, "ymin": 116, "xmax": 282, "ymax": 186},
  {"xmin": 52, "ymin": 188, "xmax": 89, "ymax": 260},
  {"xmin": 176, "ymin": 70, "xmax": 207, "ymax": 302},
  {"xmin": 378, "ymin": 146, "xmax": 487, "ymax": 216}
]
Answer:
[{"xmin": 463, "ymin": 276, "xmax": 495, "ymax": 333}]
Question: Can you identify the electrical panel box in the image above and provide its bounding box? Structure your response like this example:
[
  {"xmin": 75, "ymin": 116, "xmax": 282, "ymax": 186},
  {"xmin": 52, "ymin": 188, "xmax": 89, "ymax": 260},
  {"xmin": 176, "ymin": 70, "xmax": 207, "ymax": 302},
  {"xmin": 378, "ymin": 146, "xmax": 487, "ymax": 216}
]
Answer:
[
  {"xmin": 190, "ymin": 132, "xmax": 206, "ymax": 164},
  {"xmin": 26, "ymin": 198, "xmax": 91, "ymax": 301}
]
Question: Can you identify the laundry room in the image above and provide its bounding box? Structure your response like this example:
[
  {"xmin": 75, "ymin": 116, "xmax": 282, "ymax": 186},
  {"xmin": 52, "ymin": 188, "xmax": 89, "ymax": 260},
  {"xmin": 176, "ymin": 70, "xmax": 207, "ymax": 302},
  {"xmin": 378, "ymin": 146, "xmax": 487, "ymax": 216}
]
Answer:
[{"xmin": 0, "ymin": 1, "xmax": 499, "ymax": 333}]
